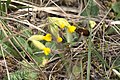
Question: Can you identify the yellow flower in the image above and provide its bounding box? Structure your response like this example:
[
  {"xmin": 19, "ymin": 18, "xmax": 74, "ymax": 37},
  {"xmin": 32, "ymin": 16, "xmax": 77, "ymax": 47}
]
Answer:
[
  {"xmin": 31, "ymin": 40, "xmax": 51, "ymax": 55},
  {"xmin": 28, "ymin": 33, "xmax": 52, "ymax": 42},
  {"xmin": 43, "ymin": 47, "xmax": 51, "ymax": 55},
  {"xmin": 59, "ymin": 23, "xmax": 65, "ymax": 29},
  {"xmin": 32, "ymin": 40, "xmax": 45, "ymax": 49},
  {"xmin": 48, "ymin": 17, "xmax": 70, "ymax": 29},
  {"xmin": 67, "ymin": 26, "xmax": 76, "ymax": 33},
  {"xmin": 43, "ymin": 33, "xmax": 52, "ymax": 41},
  {"xmin": 57, "ymin": 36, "xmax": 63, "ymax": 43},
  {"xmin": 58, "ymin": 18, "xmax": 70, "ymax": 27},
  {"xmin": 28, "ymin": 35, "xmax": 44, "ymax": 41},
  {"xmin": 89, "ymin": 20, "xmax": 96, "ymax": 28}
]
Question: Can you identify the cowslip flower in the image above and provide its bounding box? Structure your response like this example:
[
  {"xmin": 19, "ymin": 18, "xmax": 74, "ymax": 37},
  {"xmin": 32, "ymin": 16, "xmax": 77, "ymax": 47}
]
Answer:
[
  {"xmin": 58, "ymin": 18, "xmax": 70, "ymax": 29},
  {"xmin": 59, "ymin": 22, "xmax": 65, "ymax": 29},
  {"xmin": 48, "ymin": 17, "xmax": 70, "ymax": 29},
  {"xmin": 31, "ymin": 40, "xmax": 51, "ymax": 55},
  {"xmin": 43, "ymin": 33, "xmax": 52, "ymax": 41},
  {"xmin": 28, "ymin": 33, "xmax": 52, "ymax": 41},
  {"xmin": 57, "ymin": 36, "xmax": 63, "ymax": 43},
  {"xmin": 58, "ymin": 18, "xmax": 70, "ymax": 26},
  {"xmin": 67, "ymin": 26, "xmax": 76, "ymax": 33},
  {"xmin": 43, "ymin": 48, "xmax": 51, "ymax": 55}
]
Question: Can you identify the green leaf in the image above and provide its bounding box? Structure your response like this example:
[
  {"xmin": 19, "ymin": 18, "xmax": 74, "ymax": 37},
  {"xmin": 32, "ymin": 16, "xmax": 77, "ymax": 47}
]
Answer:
[
  {"xmin": 106, "ymin": 26, "xmax": 120, "ymax": 35},
  {"xmin": 92, "ymin": 48, "xmax": 109, "ymax": 68},
  {"xmin": 72, "ymin": 65, "xmax": 80, "ymax": 77},
  {"xmin": 3, "ymin": 69, "xmax": 38, "ymax": 80},
  {"xmin": 2, "ymin": 2, "xmax": 6, "ymax": 12},
  {"xmin": 81, "ymin": 0, "xmax": 99, "ymax": 16},
  {"xmin": 106, "ymin": 26, "xmax": 116, "ymax": 35},
  {"xmin": 0, "ymin": 0, "xmax": 1, "ymax": 11},
  {"xmin": 45, "ymin": 41, "xmax": 57, "ymax": 50},
  {"xmin": 115, "ymin": 13, "xmax": 120, "ymax": 20},
  {"xmin": 112, "ymin": 2, "xmax": 120, "ymax": 13},
  {"xmin": 6, "ymin": 0, "xmax": 11, "ymax": 7},
  {"xmin": 17, "ymin": 37, "xmax": 32, "ymax": 54},
  {"xmin": 90, "ymin": 5, "xmax": 99, "ymax": 16}
]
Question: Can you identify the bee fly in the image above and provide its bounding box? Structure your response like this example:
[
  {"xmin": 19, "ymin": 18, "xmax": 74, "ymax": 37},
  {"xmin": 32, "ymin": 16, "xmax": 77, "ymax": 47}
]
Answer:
[{"xmin": 75, "ymin": 27, "xmax": 90, "ymax": 37}]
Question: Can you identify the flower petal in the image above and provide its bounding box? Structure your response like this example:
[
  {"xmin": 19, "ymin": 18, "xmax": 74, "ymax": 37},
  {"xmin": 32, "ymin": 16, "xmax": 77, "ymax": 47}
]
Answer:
[
  {"xmin": 57, "ymin": 36, "xmax": 63, "ymax": 43},
  {"xmin": 68, "ymin": 26, "xmax": 76, "ymax": 33},
  {"xmin": 59, "ymin": 22, "xmax": 65, "ymax": 29},
  {"xmin": 43, "ymin": 33, "xmax": 52, "ymax": 41},
  {"xmin": 43, "ymin": 47, "xmax": 51, "ymax": 55}
]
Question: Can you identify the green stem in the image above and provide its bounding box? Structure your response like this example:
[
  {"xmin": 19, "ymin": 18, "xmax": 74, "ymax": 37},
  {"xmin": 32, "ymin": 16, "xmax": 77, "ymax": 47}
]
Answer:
[
  {"xmin": 86, "ymin": 0, "xmax": 92, "ymax": 79},
  {"xmin": 87, "ymin": 35, "xmax": 92, "ymax": 80}
]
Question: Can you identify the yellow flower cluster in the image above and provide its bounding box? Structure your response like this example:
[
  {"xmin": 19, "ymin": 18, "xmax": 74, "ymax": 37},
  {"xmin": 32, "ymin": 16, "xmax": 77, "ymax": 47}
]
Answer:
[
  {"xmin": 48, "ymin": 17, "xmax": 76, "ymax": 43},
  {"xmin": 48, "ymin": 17, "xmax": 76, "ymax": 33},
  {"xmin": 28, "ymin": 33, "xmax": 51, "ymax": 55}
]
